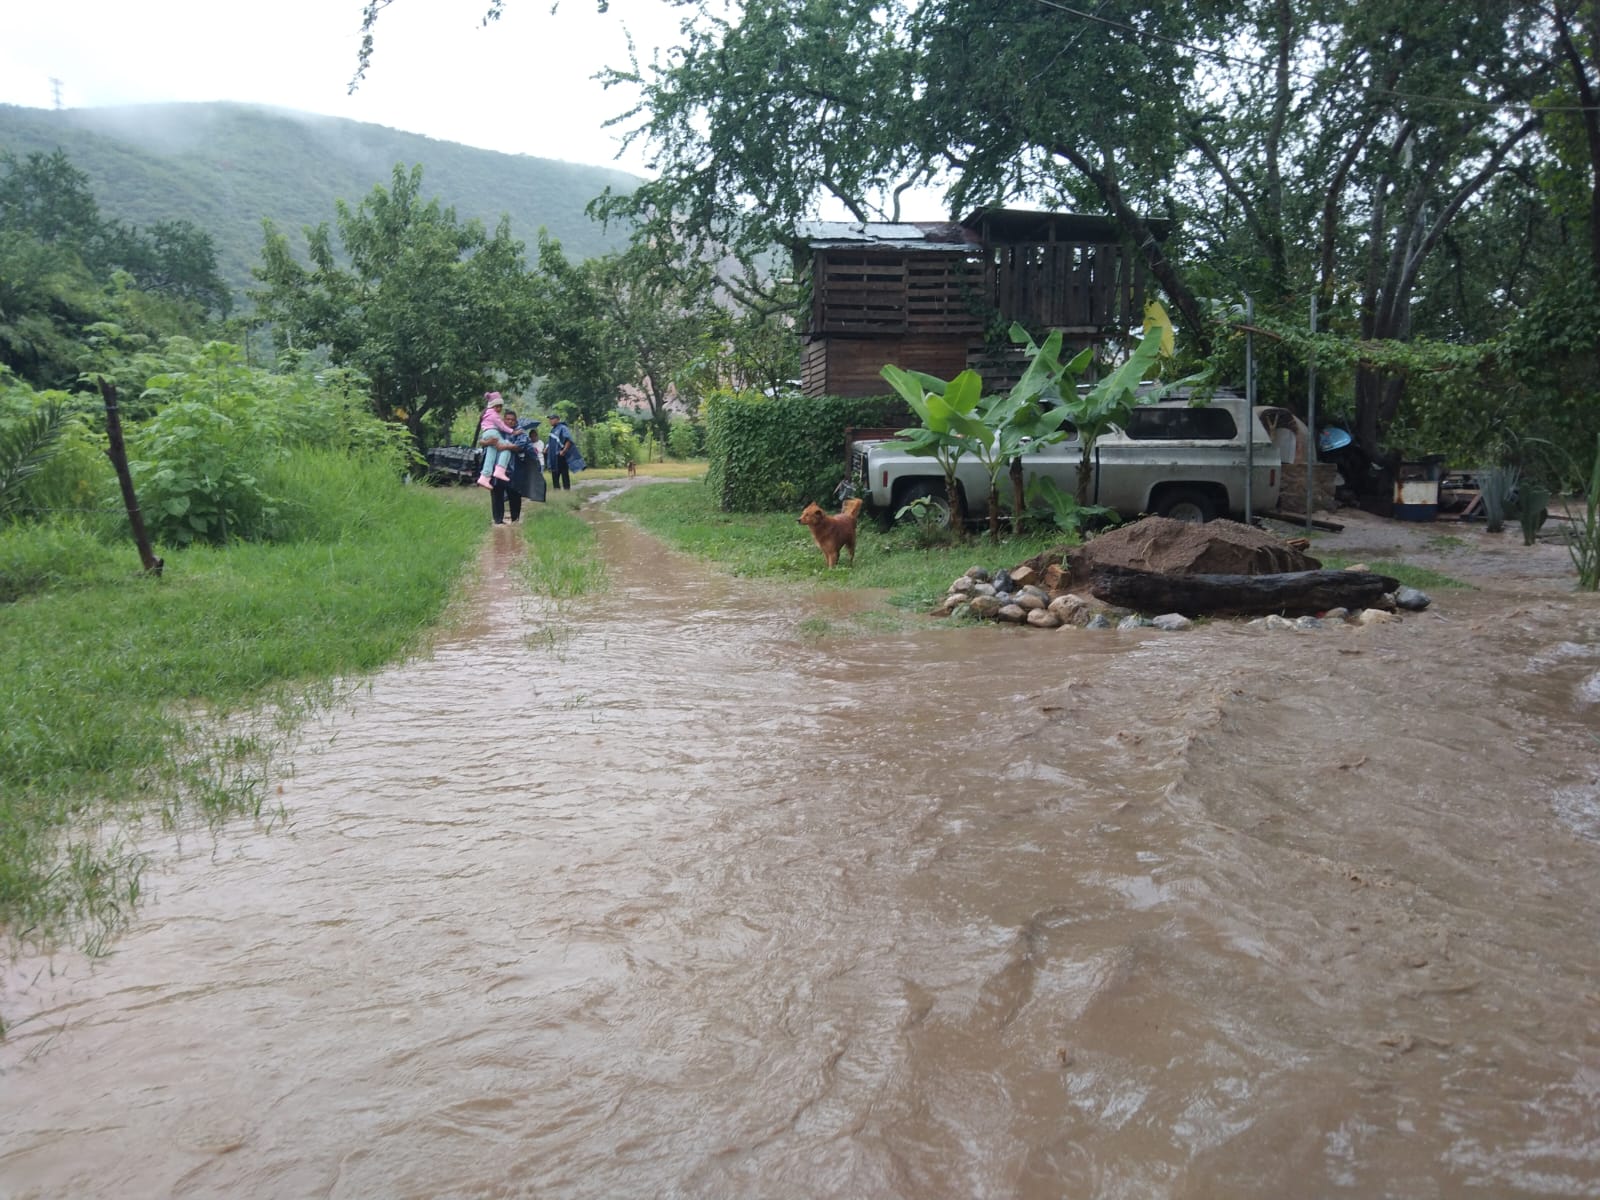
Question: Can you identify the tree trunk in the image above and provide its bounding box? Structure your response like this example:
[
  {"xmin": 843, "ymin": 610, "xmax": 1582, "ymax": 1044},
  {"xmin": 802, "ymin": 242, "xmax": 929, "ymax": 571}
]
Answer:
[
  {"xmin": 1088, "ymin": 564, "xmax": 1398, "ymax": 617},
  {"xmin": 1009, "ymin": 457, "xmax": 1025, "ymax": 536}
]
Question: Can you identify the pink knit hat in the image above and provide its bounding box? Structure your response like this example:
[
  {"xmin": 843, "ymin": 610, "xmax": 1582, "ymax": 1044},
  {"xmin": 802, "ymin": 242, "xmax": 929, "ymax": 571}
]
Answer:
[{"xmin": 484, "ymin": 391, "xmax": 503, "ymax": 408}]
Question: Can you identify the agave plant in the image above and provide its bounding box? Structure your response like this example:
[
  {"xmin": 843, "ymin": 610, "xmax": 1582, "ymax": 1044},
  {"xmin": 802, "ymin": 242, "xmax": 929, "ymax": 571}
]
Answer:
[
  {"xmin": 1569, "ymin": 434, "xmax": 1600, "ymax": 591},
  {"xmin": 1478, "ymin": 465, "xmax": 1518, "ymax": 533},
  {"xmin": 0, "ymin": 401, "xmax": 64, "ymax": 521}
]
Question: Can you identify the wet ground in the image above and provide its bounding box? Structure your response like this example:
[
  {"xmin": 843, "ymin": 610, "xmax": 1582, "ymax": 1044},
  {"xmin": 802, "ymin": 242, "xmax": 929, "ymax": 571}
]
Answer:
[{"xmin": 3, "ymin": 494, "xmax": 1600, "ymax": 1197}]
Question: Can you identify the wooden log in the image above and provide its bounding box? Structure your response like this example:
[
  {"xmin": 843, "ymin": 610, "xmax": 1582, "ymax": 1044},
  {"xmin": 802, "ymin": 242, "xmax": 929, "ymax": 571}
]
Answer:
[
  {"xmin": 99, "ymin": 377, "xmax": 163, "ymax": 577},
  {"xmin": 1088, "ymin": 564, "xmax": 1399, "ymax": 617}
]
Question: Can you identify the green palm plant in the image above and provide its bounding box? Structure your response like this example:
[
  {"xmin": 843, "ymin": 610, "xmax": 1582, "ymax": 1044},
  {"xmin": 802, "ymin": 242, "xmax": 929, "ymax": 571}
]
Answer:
[{"xmin": 0, "ymin": 400, "xmax": 64, "ymax": 520}]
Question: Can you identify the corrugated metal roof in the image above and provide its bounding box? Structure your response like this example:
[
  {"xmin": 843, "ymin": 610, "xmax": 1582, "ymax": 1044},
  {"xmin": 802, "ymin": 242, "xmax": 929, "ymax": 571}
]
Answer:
[{"xmin": 792, "ymin": 220, "xmax": 980, "ymax": 251}]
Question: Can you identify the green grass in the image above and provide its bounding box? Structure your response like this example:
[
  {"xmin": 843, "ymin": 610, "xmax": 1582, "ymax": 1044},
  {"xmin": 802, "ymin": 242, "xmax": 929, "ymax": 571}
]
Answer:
[
  {"xmin": 1317, "ymin": 555, "xmax": 1471, "ymax": 590},
  {"xmin": 604, "ymin": 479, "xmax": 1072, "ymax": 611},
  {"xmin": 516, "ymin": 489, "xmax": 608, "ymax": 599},
  {"xmin": 0, "ymin": 463, "xmax": 485, "ymax": 960}
]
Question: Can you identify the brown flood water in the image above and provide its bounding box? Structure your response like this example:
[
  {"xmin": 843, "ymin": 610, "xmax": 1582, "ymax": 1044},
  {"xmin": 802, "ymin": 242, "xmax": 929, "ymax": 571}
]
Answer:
[{"xmin": 4, "ymin": 498, "xmax": 1600, "ymax": 1198}]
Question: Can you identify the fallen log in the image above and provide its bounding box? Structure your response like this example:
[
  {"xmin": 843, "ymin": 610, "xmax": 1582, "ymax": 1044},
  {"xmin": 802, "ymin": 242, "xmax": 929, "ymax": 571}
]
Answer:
[{"xmin": 1088, "ymin": 564, "xmax": 1400, "ymax": 617}]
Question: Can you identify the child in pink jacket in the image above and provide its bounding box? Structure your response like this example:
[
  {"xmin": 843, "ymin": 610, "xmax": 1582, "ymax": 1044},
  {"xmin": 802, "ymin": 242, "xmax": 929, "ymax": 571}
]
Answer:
[{"xmin": 476, "ymin": 392, "xmax": 516, "ymax": 489}]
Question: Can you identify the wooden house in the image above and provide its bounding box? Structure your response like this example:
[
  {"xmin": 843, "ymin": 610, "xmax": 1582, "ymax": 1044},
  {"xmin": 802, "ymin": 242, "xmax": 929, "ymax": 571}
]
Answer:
[{"xmin": 789, "ymin": 208, "xmax": 1164, "ymax": 397}]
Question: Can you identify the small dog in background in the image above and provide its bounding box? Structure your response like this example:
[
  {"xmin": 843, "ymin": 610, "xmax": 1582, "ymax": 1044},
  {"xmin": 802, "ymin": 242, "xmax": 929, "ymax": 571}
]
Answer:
[
  {"xmin": 799, "ymin": 497, "xmax": 862, "ymax": 568},
  {"xmin": 626, "ymin": 458, "xmax": 637, "ymax": 478}
]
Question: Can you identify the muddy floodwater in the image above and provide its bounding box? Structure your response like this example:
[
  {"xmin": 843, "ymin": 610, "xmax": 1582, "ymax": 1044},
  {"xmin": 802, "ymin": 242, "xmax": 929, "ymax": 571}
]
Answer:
[{"xmin": 4, "ymin": 497, "xmax": 1600, "ymax": 1197}]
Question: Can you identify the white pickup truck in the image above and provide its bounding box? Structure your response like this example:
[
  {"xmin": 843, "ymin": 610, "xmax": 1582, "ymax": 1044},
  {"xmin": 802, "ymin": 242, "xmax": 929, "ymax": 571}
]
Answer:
[{"xmin": 850, "ymin": 391, "xmax": 1285, "ymax": 525}]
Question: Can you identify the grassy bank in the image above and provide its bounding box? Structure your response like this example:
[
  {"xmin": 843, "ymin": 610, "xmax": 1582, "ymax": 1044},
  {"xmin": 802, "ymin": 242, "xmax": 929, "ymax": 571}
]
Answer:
[
  {"xmin": 604, "ymin": 478, "xmax": 1069, "ymax": 611},
  {"xmin": 605, "ymin": 481, "xmax": 1472, "ymax": 605},
  {"xmin": 1, "ymin": 465, "xmax": 485, "ymax": 956}
]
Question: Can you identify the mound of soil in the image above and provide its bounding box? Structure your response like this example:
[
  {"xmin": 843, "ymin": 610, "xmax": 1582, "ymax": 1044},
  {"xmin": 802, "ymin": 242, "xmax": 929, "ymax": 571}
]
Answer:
[{"xmin": 1047, "ymin": 516, "xmax": 1321, "ymax": 588}]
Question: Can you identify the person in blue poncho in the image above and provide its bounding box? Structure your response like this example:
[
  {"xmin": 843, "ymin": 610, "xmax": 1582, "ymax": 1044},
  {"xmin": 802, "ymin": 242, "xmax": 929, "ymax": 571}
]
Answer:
[{"xmin": 545, "ymin": 414, "xmax": 585, "ymax": 491}]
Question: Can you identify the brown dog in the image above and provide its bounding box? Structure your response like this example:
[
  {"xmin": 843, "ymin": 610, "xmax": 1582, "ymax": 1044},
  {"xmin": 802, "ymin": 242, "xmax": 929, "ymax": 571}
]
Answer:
[
  {"xmin": 799, "ymin": 498, "xmax": 862, "ymax": 568},
  {"xmin": 626, "ymin": 459, "xmax": 637, "ymax": 478}
]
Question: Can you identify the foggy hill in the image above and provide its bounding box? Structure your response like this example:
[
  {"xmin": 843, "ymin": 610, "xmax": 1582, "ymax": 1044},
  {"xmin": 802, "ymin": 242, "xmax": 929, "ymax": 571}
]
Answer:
[{"xmin": 0, "ymin": 101, "xmax": 640, "ymax": 304}]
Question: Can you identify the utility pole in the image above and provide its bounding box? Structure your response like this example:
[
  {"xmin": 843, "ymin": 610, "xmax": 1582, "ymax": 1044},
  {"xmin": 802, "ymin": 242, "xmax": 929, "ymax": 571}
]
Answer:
[{"xmin": 49, "ymin": 78, "xmax": 63, "ymax": 109}]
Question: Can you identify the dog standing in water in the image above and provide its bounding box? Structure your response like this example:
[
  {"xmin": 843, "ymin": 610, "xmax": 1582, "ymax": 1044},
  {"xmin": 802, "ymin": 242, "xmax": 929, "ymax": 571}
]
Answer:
[{"xmin": 798, "ymin": 497, "xmax": 862, "ymax": 568}]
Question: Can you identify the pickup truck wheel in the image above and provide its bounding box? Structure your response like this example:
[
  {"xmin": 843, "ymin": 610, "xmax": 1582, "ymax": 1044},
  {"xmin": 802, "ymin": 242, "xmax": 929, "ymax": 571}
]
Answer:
[
  {"xmin": 1156, "ymin": 487, "xmax": 1217, "ymax": 523},
  {"xmin": 897, "ymin": 480, "xmax": 954, "ymax": 528}
]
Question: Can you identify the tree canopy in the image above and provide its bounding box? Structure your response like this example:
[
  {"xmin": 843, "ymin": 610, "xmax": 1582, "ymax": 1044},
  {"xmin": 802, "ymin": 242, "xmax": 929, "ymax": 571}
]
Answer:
[
  {"xmin": 252, "ymin": 163, "xmax": 542, "ymax": 446},
  {"xmin": 0, "ymin": 149, "xmax": 231, "ymax": 388}
]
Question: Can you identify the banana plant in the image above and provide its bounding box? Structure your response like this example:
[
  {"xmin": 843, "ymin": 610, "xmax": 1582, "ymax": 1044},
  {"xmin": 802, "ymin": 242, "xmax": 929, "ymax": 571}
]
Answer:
[
  {"xmin": 880, "ymin": 363, "xmax": 987, "ymax": 527},
  {"xmin": 1014, "ymin": 321, "xmax": 1201, "ymax": 506}
]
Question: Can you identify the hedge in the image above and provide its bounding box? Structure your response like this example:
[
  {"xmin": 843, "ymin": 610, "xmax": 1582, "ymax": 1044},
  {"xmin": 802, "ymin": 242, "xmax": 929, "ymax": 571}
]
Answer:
[{"xmin": 703, "ymin": 391, "xmax": 913, "ymax": 512}]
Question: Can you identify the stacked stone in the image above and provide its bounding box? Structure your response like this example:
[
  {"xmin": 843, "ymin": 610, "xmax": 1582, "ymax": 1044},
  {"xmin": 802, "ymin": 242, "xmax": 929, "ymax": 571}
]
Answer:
[{"xmin": 932, "ymin": 564, "xmax": 1431, "ymax": 632}]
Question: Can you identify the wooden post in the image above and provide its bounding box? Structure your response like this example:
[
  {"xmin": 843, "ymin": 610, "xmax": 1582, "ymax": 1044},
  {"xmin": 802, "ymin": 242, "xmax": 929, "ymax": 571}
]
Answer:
[{"xmin": 98, "ymin": 377, "xmax": 163, "ymax": 577}]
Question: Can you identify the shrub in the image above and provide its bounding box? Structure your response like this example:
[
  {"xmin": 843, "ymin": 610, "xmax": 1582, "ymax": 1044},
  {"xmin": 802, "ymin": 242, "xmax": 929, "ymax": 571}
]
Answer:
[
  {"xmin": 577, "ymin": 413, "xmax": 645, "ymax": 468},
  {"xmin": 667, "ymin": 418, "xmax": 701, "ymax": 460},
  {"xmin": 703, "ymin": 390, "xmax": 911, "ymax": 511},
  {"xmin": 125, "ymin": 344, "xmax": 411, "ymax": 546}
]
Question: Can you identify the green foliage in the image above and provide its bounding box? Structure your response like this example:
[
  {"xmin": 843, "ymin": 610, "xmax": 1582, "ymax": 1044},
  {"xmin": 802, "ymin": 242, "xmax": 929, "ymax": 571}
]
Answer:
[
  {"xmin": 9, "ymin": 338, "xmax": 417, "ymax": 549},
  {"xmin": 894, "ymin": 494, "xmax": 964, "ymax": 549},
  {"xmin": 1517, "ymin": 486, "xmax": 1550, "ymax": 546},
  {"xmin": 0, "ymin": 372, "xmax": 114, "ymax": 526},
  {"xmin": 533, "ymin": 234, "xmax": 730, "ymax": 444},
  {"xmin": 0, "ymin": 397, "xmax": 65, "ymax": 520},
  {"xmin": 1024, "ymin": 475, "xmax": 1116, "ymax": 540},
  {"xmin": 0, "ymin": 516, "xmax": 124, "ymax": 603},
  {"xmin": 667, "ymin": 418, "xmax": 701, "ymax": 460},
  {"xmin": 1478, "ymin": 466, "xmax": 1517, "ymax": 534},
  {"xmin": 516, "ymin": 493, "xmax": 608, "ymax": 601},
  {"xmin": 577, "ymin": 413, "xmax": 646, "ymax": 470},
  {"xmin": 703, "ymin": 389, "xmax": 911, "ymax": 511}
]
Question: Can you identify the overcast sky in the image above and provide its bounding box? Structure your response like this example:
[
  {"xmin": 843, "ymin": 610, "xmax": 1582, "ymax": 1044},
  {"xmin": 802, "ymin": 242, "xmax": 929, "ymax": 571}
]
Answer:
[{"xmin": 0, "ymin": 0, "xmax": 690, "ymax": 177}]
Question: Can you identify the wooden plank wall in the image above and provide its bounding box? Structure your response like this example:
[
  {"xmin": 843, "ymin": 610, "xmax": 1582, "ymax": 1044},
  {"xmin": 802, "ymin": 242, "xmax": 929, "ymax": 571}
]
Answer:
[
  {"xmin": 802, "ymin": 335, "xmax": 969, "ymax": 397},
  {"xmin": 989, "ymin": 242, "xmax": 1138, "ymax": 328},
  {"xmin": 905, "ymin": 256, "xmax": 985, "ymax": 334},
  {"xmin": 801, "ymin": 340, "xmax": 829, "ymax": 396},
  {"xmin": 816, "ymin": 251, "xmax": 984, "ymax": 335},
  {"xmin": 818, "ymin": 252, "xmax": 908, "ymax": 333}
]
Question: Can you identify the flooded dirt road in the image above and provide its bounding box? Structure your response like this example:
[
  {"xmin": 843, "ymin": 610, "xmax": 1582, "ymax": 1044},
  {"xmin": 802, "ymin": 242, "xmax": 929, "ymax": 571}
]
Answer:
[{"xmin": 4, "ymin": 498, "xmax": 1600, "ymax": 1197}]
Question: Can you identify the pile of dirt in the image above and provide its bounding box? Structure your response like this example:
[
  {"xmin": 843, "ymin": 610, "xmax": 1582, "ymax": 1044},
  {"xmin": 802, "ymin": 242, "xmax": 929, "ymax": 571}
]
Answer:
[{"xmin": 1041, "ymin": 516, "xmax": 1322, "ymax": 589}]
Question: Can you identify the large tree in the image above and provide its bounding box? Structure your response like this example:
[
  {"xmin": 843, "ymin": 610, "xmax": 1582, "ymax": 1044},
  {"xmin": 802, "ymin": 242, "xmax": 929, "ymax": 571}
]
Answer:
[
  {"xmin": 533, "ymin": 229, "xmax": 731, "ymax": 442},
  {"xmin": 253, "ymin": 163, "xmax": 541, "ymax": 446},
  {"xmin": 596, "ymin": 1, "xmax": 1561, "ymax": 463}
]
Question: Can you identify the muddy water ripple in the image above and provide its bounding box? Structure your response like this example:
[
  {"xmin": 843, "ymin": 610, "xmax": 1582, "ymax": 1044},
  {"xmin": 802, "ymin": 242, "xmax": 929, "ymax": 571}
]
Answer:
[{"xmin": 3, "ymin": 503, "xmax": 1600, "ymax": 1198}]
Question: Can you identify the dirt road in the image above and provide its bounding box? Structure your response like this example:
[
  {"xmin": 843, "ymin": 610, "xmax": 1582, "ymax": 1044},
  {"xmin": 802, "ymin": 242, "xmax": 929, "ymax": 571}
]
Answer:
[{"xmin": 2, "ymin": 500, "xmax": 1598, "ymax": 1197}]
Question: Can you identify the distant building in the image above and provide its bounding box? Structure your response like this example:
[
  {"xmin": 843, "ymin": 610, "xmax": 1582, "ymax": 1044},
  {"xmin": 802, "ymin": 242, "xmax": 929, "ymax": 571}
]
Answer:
[{"xmin": 789, "ymin": 208, "xmax": 1166, "ymax": 397}]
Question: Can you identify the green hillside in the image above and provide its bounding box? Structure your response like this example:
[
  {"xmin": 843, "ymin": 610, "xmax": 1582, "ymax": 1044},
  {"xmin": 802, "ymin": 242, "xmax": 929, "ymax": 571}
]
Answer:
[{"xmin": 0, "ymin": 101, "xmax": 639, "ymax": 305}]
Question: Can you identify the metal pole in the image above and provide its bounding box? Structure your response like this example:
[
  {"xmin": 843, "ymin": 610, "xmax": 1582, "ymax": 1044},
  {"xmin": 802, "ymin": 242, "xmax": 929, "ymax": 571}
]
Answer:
[
  {"xmin": 1306, "ymin": 296, "xmax": 1318, "ymax": 529},
  {"xmin": 1244, "ymin": 295, "xmax": 1254, "ymax": 521}
]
